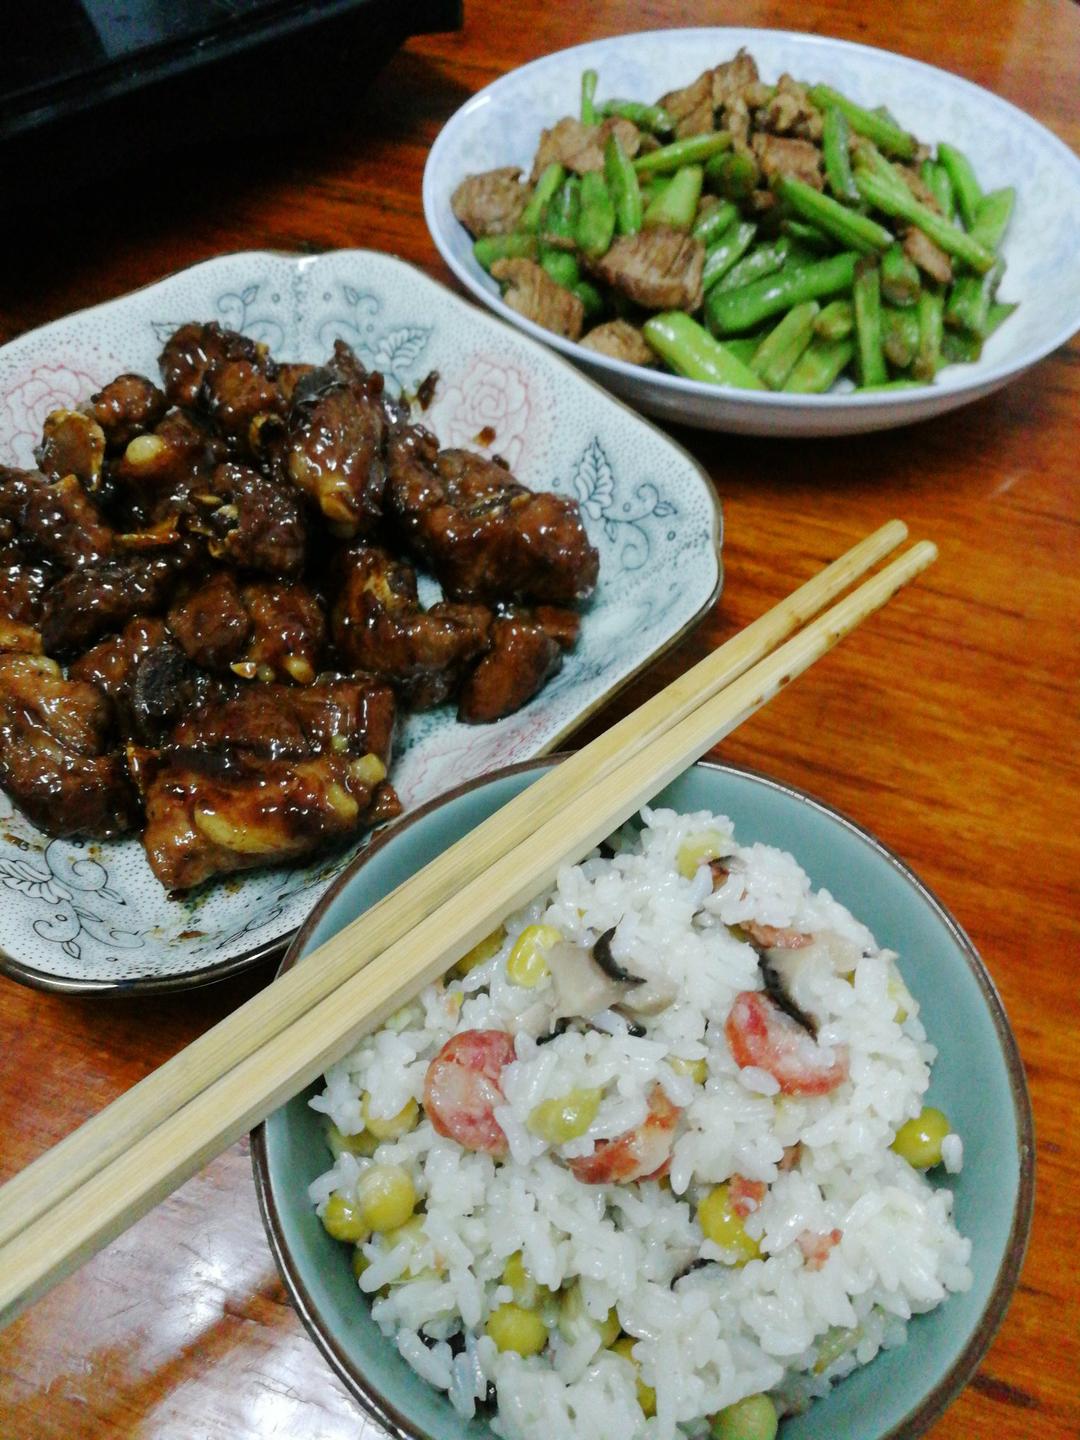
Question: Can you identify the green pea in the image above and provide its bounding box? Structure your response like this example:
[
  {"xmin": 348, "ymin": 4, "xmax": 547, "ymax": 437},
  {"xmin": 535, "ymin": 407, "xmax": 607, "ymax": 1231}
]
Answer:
[
  {"xmin": 891, "ymin": 1106, "xmax": 950, "ymax": 1168},
  {"xmin": 710, "ymin": 1392, "xmax": 779, "ymax": 1440}
]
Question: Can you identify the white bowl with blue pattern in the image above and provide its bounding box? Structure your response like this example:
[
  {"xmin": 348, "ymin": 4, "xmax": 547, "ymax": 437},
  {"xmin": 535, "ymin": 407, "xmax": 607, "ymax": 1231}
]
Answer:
[
  {"xmin": 423, "ymin": 28, "xmax": 1080, "ymax": 436},
  {"xmin": 0, "ymin": 250, "xmax": 721, "ymax": 994}
]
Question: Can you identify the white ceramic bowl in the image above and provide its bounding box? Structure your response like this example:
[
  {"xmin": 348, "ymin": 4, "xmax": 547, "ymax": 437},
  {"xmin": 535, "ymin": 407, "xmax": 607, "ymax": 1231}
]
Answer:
[{"xmin": 424, "ymin": 27, "xmax": 1080, "ymax": 436}]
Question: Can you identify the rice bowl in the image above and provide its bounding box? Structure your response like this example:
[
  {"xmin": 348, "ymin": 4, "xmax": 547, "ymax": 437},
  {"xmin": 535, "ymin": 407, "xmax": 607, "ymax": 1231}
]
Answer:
[{"xmin": 253, "ymin": 759, "xmax": 1033, "ymax": 1440}]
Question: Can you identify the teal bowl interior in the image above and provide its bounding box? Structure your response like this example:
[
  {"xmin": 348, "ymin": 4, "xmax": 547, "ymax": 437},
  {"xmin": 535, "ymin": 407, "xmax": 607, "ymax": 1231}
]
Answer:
[{"xmin": 253, "ymin": 759, "xmax": 1034, "ymax": 1440}]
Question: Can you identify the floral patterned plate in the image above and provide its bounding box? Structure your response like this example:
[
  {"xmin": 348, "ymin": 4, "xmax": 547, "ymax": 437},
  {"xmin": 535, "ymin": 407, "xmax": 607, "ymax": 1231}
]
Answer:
[{"xmin": 0, "ymin": 250, "xmax": 721, "ymax": 994}]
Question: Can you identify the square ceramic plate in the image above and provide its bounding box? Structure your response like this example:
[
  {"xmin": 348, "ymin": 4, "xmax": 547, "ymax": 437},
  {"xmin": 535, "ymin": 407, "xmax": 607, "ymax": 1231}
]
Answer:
[{"xmin": 0, "ymin": 250, "xmax": 721, "ymax": 993}]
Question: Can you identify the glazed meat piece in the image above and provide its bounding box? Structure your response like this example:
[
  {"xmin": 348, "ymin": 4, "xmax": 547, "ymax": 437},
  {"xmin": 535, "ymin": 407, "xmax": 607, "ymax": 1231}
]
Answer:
[
  {"xmin": 110, "ymin": 409, "xmax": 225, "ymax": 527},
  {"xmin": 387, "ymin": 433, "xmax": 599, "ymax": 605},
  {"xmin": 70, "ymin": 617, "xmax": 218, "ymax": 744},
  {"xmin": 451, "ymin": 167, "xmax": 531, "ymax": 238},
  {"xmin": 0, "ymin": 550, "xmax": 53, "ymax": 653},
  {"xmin": 489, "ymin": 258, "xmax": 585, "ymax": 341},
  {"xmin": 86, "ymin": 373, "xmax": 168, "ymax": 451},
  {"xmin": 200, "ymin": 356, "xmax": 289, "ymax": 456},
  {"xmin": 659, "ymin": 70, "xmax": 715, "ymax": 138},
  {"xmin": 39, "ymin": 546, "xmax": 196, "ymax": 655},
  {"xmin": 457, "ymin": 615, "xmax": 562, "ymax": 724},
  {"xmin": 0, "ymin": 652, "xmax": 138, "ymax": 837},
  {"xmin": 136, "ymin": 678, "xmax": 399, "ymax": 891},
  {"xmin": 167, "ymin": 572, "xmax": 326, "ymax": 683},
  {"xmin": 283, "ymin": 343, "xmax": 389, "ymax": 537},
  {"xmin": 594, "ymin": 228, "xmax": 706, "ymax": 312},
  {"xmin": 529, "ymin": 116, "xmax": 640, "ymax": 182},
  {"xmin": 580, "ymin": 319, "xmax": 656, "ymax": 366},
  {"xmin": 158, "ymin": 321, "xmax": 265, "ymax": 408},
  {"xmin": 184, "ymin": 460, "xmax": 307, "ymax": 575},
  {"xmin": 35, "ymin": 410, "xmax": 106, "ymax": 488},
  {"xmin": 20, "ymin": 472, "xmax": 114, "ymax": 568},
  {"xmin": 331, "ymin": 543, "xmax": 491, "ymax": 708},
  {"xmin": 752, "ymin": 133, "xmax": 824, "ymax": 189}
]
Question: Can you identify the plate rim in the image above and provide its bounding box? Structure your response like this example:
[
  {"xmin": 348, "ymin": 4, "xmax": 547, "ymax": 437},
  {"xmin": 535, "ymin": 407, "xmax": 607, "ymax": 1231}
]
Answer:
[
  {"xmin": 251, "ymin": 753, "xmax": 1036, "ymax": 1440},
  {"xmin": 423, "ymin": 24, "xmax": 1080, "ymax": 413},
  {"xmin": 0, "ymin": 248, "xmax": 722, "ymax": 997}
]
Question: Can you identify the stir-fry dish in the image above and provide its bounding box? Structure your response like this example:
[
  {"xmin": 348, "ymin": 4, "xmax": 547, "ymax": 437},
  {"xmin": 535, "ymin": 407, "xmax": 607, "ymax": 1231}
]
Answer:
[
  {"xmin": 452, "ymin": 50, "xmax": 1016, "ymax": 393},
  {"xmin": 0, "ymin": 324, "xmax": 598, "ymax": 892},
  {"xmin": 310, "ymin": 807, "xmax": 970, "ymax": 1438}
]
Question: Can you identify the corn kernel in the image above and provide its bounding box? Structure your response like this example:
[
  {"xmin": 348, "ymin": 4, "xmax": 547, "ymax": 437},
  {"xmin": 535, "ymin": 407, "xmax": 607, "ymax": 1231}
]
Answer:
[
  {"xmin": 502, "ymin": 1251, "xmax": 547, "ymax": 1309},
  {"xmin": 357, "ymin": 1163, "xmax": 417, "ymax": 1232},
  {"xmin": 612, "ymin": 1336, "xmax": 657, "ymax": 1417},
  {"xmin": 454, "ymin": 926, "xmax": 506, "ymax": 977},
  {"xmin": 321, "ymin": 1191, "xmax": 370, "ymax": 1243},
  {"xmin": 528, "ymin": 1087, "xmax": 603, "ymax": 1144},
  {"xmin": 325, "ymin": 1122, "xmax": 378, "ymax": 1159},
  {"xmin": 486, "ymin": 1302, "xmax": 548, "ymax": 1356},
  {"xmin": 506, "ymin": 924, "xmax": 562, "ymax": 987},
  {"xmin": 698, "ymin": 1184, "xmax": 761, "ymax": 1262},
  {"xmin": 676, "ymin": 831, "xmax": 729, "ymax": 880},
  {"xmin": 362, "ymin": 1092, "xmax": 419, "ymax": 1140},
  {"xmin": 891, "ymin": 1106, "xmax": 950, "ymax": 1168},
  {"xmin": 669, "ymin": 1055, "xmax": 708, "ymax": 1085}
]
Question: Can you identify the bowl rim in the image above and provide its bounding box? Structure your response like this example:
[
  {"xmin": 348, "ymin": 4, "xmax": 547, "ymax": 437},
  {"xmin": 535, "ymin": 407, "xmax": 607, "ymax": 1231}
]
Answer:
[
  {"xmin": 251, "ymin": 754, "xmax": 1036, "ymax": 1440},
  {"xmin": 423, "ymin": 24, "xmax": 1080, "ymax": 412},
  {"xmin": 0, "ymin": 247, "xmax": 722, "ymax": 998}
]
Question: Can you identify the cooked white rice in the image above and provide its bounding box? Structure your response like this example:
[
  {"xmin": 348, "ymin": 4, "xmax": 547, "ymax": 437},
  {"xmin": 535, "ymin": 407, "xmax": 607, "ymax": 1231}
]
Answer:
[{"xmin": 308, "ymin": 805, "xmax": 972, "ymax": 1438}]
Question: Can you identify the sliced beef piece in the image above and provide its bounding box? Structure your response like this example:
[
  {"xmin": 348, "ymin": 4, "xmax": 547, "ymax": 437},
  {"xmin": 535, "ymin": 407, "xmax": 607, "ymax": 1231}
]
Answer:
[
  {"xmin": 457, "ymin": 615, "xmax": 562, "ymax": 724},
  {"xmin": 158, "ymin": 321, "xmax": 265, "ymax": 409},
  {"xmin": 86, "ymin": 373, "xmax": 168, "ymax": 452},
  {"xmin": 711, "ymin": 49, "xmax": 761, "ymax": 108},
  {"xmin": 902, "ymin": 227, "xmax": 953, "ymax": 284},
  {"xmin": 0, "ymin": 652, "xmax": 138, "ymax": 837},
  {"xmin": 451, "ymin": 167, "xmax": 531, "ymax": 238},
  {"xmin": 752, "ymin": 133, "xmax": 824, "ymax": 189},
  {"xmin": 386, "ymin": 432, "xmax": 599, "ymax": 606},
  {"xmin": 35, "ymin": 410, "xmax": 106, "ymax": 489},
  {"xmin": 756, "ymin": 74, "xmax": 823, "ymax": 141},
  {"xmin": 39, "ymin": 546, "xmax": 196, "ymax": 655},
  {"xmin": 167, "ymin": 570, "xmax": 251, "ymax": 670},
  {"xmin": 659, "ymin": 70, "xmax": 715, "ymax": 138},
  {"xmin": 594, "ymin": 228, "xmax": 706, "ymax": 312},
  {"xmin": 283, "ymin": 343, "xmax": 389, "ymax": 537},
  {"xmin": 184, "ymin": 460, "xmax": 307, "ymax": 575},
  {"xmin": 331, "ymin": 543, "xmax": 491, "ymax": 709},
  {"xmin": 580, "ymin": 319, "xmax": 656, "ymax": 367},
  {"xmin": 137, "ymin": 678, "xmax": 398, "ymax": 891},
  {"xmin": 529, "ymin": 116, "xmax": 640, "ymax": 182},
  {"xmin": 489, "ymin": 257, "xmax": 585, "ymax": 341},
  {"xmin": 893, "ymin": 164, "xmax": 942, "ymax": 211}
]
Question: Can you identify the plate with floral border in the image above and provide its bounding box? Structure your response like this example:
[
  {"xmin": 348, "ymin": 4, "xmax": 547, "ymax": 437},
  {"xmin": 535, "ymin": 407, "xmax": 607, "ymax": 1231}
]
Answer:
[{"xmin": 0, "ymin": 249, "xmax": 721, "ymax": 995}]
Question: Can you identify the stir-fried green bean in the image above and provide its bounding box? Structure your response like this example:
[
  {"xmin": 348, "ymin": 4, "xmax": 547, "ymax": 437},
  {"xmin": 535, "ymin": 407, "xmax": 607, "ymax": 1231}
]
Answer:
[
  {"xmin": 853, "ymin": 171, "xmax": 996, "ymax": 274},
  {"xmin": 852, "ymin": 259, "xmax": 888, "ymax": 385},
  {"xmin": 644, "ymin": 165, "xmax": 704, "ymax": 231},
  {"xmin": 822, "ymin": 106, "xmax": 860, "ymax": 203},
  {"xmin": 580, "ymin": 69, "xmax": 598, "ymax": 125},
  {"xmin": 604, "ymin": 134, "xmax": 643, "ymax": 236},
  {"xmin": 914, "ymin": 286, "xmax": 945, "ymax": 380},
  {"xmin": 779, "ymin": 218, "xmax": 836, "ymax": 253},
  {"xmin": 968, "ymin": 188, "xmax": 1015, "ymax": 253},
  {"xmin": 714, "ymin": 238, "xmax": 794, "ymax": 294},
  {"xmin": 919, "ymin": 160, "xmax": 955, "ymax": 221},
  {"xmin": 945, "ymin": 258, "xmax": 1004, "ymax": 337},
  {"xmin": 882, "ymin": 304, "xmax": 920, "ymax": 369},
  {"xmin": 692, "ymin": 200, "xmax": 739, "ymax": 246},
  {"xmin": 705, "ymin": 252, "xmax": 859, "ymax": 335},
  {"xmin": 783, "ymin": 337, "xmax": 856, "ymax": 392},
  {"xmin": 880, "ymin": 242, "xmax": 921, "ymax": 306},
  {"xmin": 815, "ymin": 298, "xmax": 855, "ymax": 340},
  {"xmin": 936, "ymin": 143, "xmax": 983, "ymax": 228},
  {"xmin": 807, "ymin": 84, "xmax": 918, "ymax": 158},
  {"xmin": 474, "ymin": 234, "xmax": 538, "ymax": 269},
  {"xmin": 701, "ymin": 221, "xmax": 758, "ymax": 293},
  {"xmin": 642, "ymin": 312, "xmax": 767, "ymax": 388},
  {"xmin": 599, "ymin": 99, "xmax": 674, "ymax": 136},
  {"xmin": 520, "ymin": 163, "xmax": 565, "ymax": 233},
  {"xmin": 751, "ymin": 301, "xmax": 820, "ymax": 389},
  {"xmin": 576, "ymin": 171, "xmax": 616, "ymax": 257},
  {"xmin": 634, "ymin": 132, "xmax": 732, "ymax": 175},
  {"xmin": 704, "ymin": 150, "xmax": 761, "ymax": 199},
  {"xmin": 775, "ymin": 175, "xmax": 893, "ymax": 255}
]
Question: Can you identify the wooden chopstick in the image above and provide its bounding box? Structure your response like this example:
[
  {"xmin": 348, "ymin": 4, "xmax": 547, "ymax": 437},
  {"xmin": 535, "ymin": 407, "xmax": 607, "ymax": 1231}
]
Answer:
[
  {"xmin": 0, "ymin": 536, "xmax": 935, "ymax": 1328},
  {"xmin": 0, "ymin": 519, "xmax": 908, "ymax": 1257}
]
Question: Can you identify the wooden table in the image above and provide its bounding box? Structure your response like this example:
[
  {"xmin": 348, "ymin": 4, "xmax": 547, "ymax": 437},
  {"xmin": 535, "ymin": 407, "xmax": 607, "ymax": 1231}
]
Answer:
[{"xmin": 1, "ymin": 1, "xmax": 1077, "ymax": 1435}]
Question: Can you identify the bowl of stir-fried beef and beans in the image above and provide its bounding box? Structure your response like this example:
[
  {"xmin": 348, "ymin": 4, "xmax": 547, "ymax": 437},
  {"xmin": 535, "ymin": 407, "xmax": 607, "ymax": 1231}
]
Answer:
[
  {"xmin": 423, "ymin": 28, "xmax": 1080, "ymax": 436},
  {"xmin": 0, "ymin": 250, "xmax": 721, "ymax": 993}
]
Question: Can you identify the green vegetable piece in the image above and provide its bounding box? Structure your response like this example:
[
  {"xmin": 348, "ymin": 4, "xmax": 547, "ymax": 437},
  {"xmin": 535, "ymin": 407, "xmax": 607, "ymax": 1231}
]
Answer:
[
  {"xmin": 783, "ymin": 336, "xmax": 856, "ymax": 393},
  {"xmin": 987, "ymin": 299, "xmax": 1017, "ymax": 335},
  {"xmin": 880, "ymin": 242, "xmax": 921, "ymax": 307},
  {"xmin": 882, "ymin": 305, "xmax": 920, "ymax": 368},
  {"xmin": 539, "ymin": 248, "xmax": 581, "ymax": 289},
  {"xmin": 852, "ymin": 259, "xmax": 887, "ymax": 385},
  {"xmin": 576, "ymin": 170, "xmax": 617, "ymax": 258},
  {"xmin": 710, "ymin": 1392, "xmax": 779, "ymax": 1440},
  {"xmin": 941, "ymin": 329, "xmax": 982, "ymax": 364},
  {"xmin": 936, "ymin": 143, "xmax": 983, "ymax": 229},
  {"xmin": 969, "ymin": 188, "xmax": 1016, "ymax": 252},
  {"xmin": 715, "ymin": 238, "xmax": 793, "ymax": 294},
  {"xmin": 706, "ymin": 251, "xmax": 859, "ymax": 335},
  {"xmin": 704, "ymin": 150, "xmax": 761, "ymax": 200},
  {"xmin": 775, "ymin": 175, "xmax": 893, "ymax": 256},
  {"xmin": 854, "ymin": 171, "xmax": 996, "ymax": 275},
  {"xmin": 643, "ymin": 164, "xmax": 704, "ymax": 231},
  {"xmin": 572, "ymin": 279, "xmax": 605, "ymax": 322},
  {"xmin": 807, "ymin": 85, "xmax": 918, "ymax": 159},
  {"xmin": 920, "ymin": 160, "xmax": 955, "ymax": 221},
  {"xmin": 701, "ymin": 221, "xmax": 758, "ymax": 293},
  {"xmin": 855, "ymin": 378, "xmax": 926, "ymax": 391},
  {"xmin": 600, "ymin": 99, "xmax": 675, "ymax": 136},
  {"xmin": 814, "ymin": 298, "xmax": 855, "ymax": 340},
  {"xmin": 634, "ymin": 131, "xmax": 732, "ymax": 175},
  {"xmin": 580, "ymin": 68, "xmax": 598, "ymax": 125},
  {"xmin": 723, "ymin": 335, "xmax": 766, "ymax": 364},
  {"xmin": 779, "ymin": 218, "xmax": 836, "ymax": 254},
  {"xmin": 604, "ymin": 133, "xmax": 643, "ymax": 236},
  {"xmin": 542, "ymin": 176, "xmax": 581, "ymax": 247},
  {"xmin": 473, "ymin": 233, "xmax": 538, "ymax": 271},
  {"xmin": 642, "ymin": 312, "xmax": 767, "ymax": 389},
  {"xmin": 945, "ymin": 258, "xmax": 1004, "ymax": 337},
  {"xmin": 520, "ymin": 163, "xmax": 566, "ymax": 234},
  {"xmin": 693, "ymin": 200, "xmax": 739, "ymax": 246},
  {"xmin": 914, "ymin": 285, "xmax": 945, "ymax": 380},
  {"xmin": 822, "ymin": 106, "xmax": 860, "ymax": 203},
  {"xmin": 750, "ymin": 301, "xmax": 820, "ymax": 389}
]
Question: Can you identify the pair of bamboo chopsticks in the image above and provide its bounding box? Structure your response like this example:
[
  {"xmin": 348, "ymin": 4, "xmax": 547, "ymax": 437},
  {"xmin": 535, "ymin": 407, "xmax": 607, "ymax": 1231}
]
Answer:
[{"xmin": 0, "ymin": 519, "xmax": 935, "ymax": 1329}]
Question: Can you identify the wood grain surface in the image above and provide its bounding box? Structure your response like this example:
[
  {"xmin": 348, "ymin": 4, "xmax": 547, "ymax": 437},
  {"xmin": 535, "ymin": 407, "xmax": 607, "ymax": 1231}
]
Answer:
[{"xmin": 1, "ymin": 1, "xmax": 1077, "ymax": 1436}]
